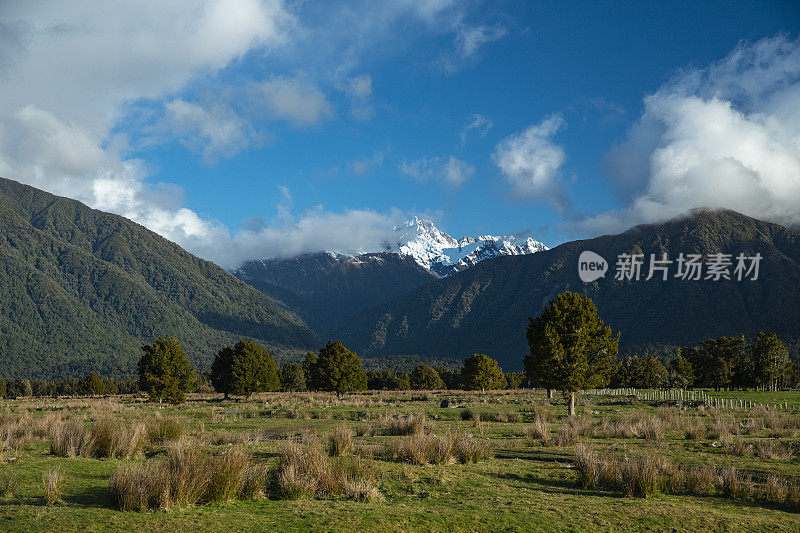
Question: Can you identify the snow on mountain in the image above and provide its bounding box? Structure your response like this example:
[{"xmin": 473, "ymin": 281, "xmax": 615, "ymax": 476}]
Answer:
[{"xmin": 388, "ymin": 216, "xmax": 548, "ymax": 276}]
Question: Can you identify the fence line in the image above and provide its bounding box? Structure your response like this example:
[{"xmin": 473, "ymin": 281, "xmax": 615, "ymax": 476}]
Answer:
[{"xmin": 581, "ymin": 387, "xmax": 796, "ymax": 412}]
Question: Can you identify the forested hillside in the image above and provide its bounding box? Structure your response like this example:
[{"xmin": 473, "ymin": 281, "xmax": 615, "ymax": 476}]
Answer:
[
  {"xmin": 336, "ymin": 210, "xmax": 800, "ymax": 369},
  {"xmin": 0, "ymin": 177, "xmax": 317, "ymax": 379}
]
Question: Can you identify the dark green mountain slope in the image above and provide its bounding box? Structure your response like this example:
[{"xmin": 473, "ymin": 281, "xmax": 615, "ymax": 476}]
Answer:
[
  {"xmin": 234, "ymin": 252, "xmax": 438, "ymax": 337},
  {"xmin": 0, "ymin": 177, "xmax": 317, "ymax": 379},
  {"xmin": 335, "ymin": 210, "xmax": 800, "ymax": 370}
]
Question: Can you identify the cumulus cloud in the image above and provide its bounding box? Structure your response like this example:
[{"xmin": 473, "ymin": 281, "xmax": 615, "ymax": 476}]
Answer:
[
  {"xmin": 492, "ymin": 114, "xmax": 569, "ymax": 210},
  {"xmin": 250, "ymin": 75, "xmax": 333, "ymax": 126},
  {"xmin": 401, "ymin": 155, "xmax": 474, "ymax": 187},
  {"xmin": 577, "ymin": 35, "xmax": 800, "ymax": 234},
  {"xmin": 0, "ymin": 0, "xmax": 295, "ymax": 263},
  {"xmin": 193, "ymin": 207, "xmax": 406, "ymax": 269},
  {"xmin": 460, "ymin": 113, "xmax": 493, "ymax": 146},
  {"xmin": 157, "ymin": 99, "xmax": 259, "ymax": 164},
  {"xmin": 0, "ymin": 0, "xmax": 493, "ymax": 269}
]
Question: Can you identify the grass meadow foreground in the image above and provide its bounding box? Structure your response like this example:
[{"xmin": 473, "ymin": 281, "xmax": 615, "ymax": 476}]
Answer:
[{"xmin": 1, "ymin": 390, "xmax": 800, "ymax": 531}]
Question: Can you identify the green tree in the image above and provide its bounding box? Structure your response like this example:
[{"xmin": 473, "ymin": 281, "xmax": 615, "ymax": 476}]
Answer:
[
  {"xmin": 280, "ymin": 362, "xmax": 307, "ymax": 392},
  {"xmin": 313, "ymin": 340, "xmax": 367, "ymax": 395},
  {"xmin": 461, "ymin": 354, "xmax": 506, "ymax": 391},
  {"xmin": 505, "ymin": 371, "xmax": 524, "ymax": 389},
  {"xmin": 666, "ymin": 350, "xmax": 695, "ymax": 389},
  {"xmin": 410, "ymin": 365, "xmax": 445, "ymax": 390},
  {"xmin": 81, "ymin": 372, "xmax": 106, "ymax": 396},
  {"xmin": 302, "ymin": 351, "xmax": 320, "ymax": 391},
  {"xmin": 751, "ymin": 331, "xmax": 790, "ymax": 391},
  {"xmin": 525, "ymin": 292, "xmax": 619, "ymax": 416},
  {"xmin": 435, "ymin": 366, "xmax": 462, "ymax": 390},
  {"xmin": 367, "ymin": 370, "xmax": 410, "ymax": 390},
  {"xmin": 138, "ymin": 337, "xmax": 197, "ymax": 404},
  {"xmin": 210, "ymin": 340, "xmax": 280, "ymax": 398}
]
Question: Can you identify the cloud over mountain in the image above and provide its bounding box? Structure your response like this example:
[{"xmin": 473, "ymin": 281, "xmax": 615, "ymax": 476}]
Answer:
[{"xmin": 580, "ymin": 34, "xmax": 800, "ymax": 233}]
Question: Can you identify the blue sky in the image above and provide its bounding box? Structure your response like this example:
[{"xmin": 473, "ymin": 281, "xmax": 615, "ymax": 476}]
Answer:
[{"xmin": 2, "ymin": 1, "xmax": 800, "ymax": 267}]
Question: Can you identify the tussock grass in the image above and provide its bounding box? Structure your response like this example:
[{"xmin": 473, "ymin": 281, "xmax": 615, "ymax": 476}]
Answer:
[
  {"xmin": 328, "ymin": 425, "xmax": 354, "ymax": 457},
  {"xmin": 50, "ymin": 419, "xmax": 90, "ymax": 457},
  {"xmin": 0, "ymin": 471, "xmax": 18, "ymax": 498},
  {"xmin": 146, "ymin": 416, "xmax": 184, "ymax": 444},
  {"xmin": 108, "ymin": 447, "xmax": 252, "ymax": 511},
  {"xmin": 43, "ymin": 469, "xmax": 66, "ymax": 505},
  {"xmin": 276, "ymin": 438, "xmax": 381, "ymax": 500},
  {"xmin": 86, "ymin": 418, "xmax": 147, "ymax": 459}
]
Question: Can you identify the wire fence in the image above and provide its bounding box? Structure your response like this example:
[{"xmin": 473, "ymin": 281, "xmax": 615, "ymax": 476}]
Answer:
[{"xmin": 582, "ymin": 387, "xmax": 797, "ymax": 411}]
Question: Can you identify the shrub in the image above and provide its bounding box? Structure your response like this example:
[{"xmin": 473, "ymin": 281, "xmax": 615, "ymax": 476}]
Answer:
[
  {"xmin": 206, "ymin": 449, "xmax": 249, "ymax": 504},
  {"xmin": 528, "ymin": 415, "xmax": 551, "ymax": 446},
  {"xmin": 382, "ymin": 412, "xmax": 433, "ymax": 436},
  {"xmin": 43, "ymin": 469, "xmax": 66, "ymax": 505},
  {"xmin": 684, "ymin": 464, "xmax": 716, "ymax": 495},
  {"xmin": 763, "ymin": 475, "xmax": 788, "ymax": 504}
]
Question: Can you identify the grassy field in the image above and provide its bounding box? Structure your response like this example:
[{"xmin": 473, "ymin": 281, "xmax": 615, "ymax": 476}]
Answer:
[{"xmin": 1, "ymin": 390, "xmax": 800, "ymax": 532}]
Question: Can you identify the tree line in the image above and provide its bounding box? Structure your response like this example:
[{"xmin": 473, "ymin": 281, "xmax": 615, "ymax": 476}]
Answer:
[
  {"xmin": 522, "ymin": 291, "xmax": 797, "ymax": 416},
  {"xmin": 0, "ymin": 374, "xmax": 138, "ymax": 399},
  {"xmin": 136, "ymin": 337, "xmax": 520, "ymax": 404},
  {"xmin": 609, "ymin": 331, "xmax": 799, "ymax": 391}
]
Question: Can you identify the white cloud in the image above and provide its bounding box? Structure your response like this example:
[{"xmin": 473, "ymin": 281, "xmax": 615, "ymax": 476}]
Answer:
[
  {"xmin": 341, "ymin": 74, "xmax": 374, "ymax": 120},
  {"xmin": 0, "ymin": 0, "xmax": 295, "ymax": 266},
  {"xmin": 0, "ymin": 0, "xmax": 493, "ymax": 269},
  {"xmin": 250, "ymin": 75, "xmax": 333, "ymax": 126},
  {"xmin": 158, "ymin": 99, "xmax": 258, "ymax": 164},
  {"xmin": 492, "ymin": 114, "xmax": 569, "ymax": 210},
  {"xmin": 460, "ymin": 113, "xmax": 493, "ymax": 146},
  {"xmin": 456, "ymin": 23, "xmax": 507, "ymax": 58},
  {"xmin": 193, "ymin": 207, "xmax": 406, "ymax": 269},
  {"xmin": 579, "ymin": 35, "xmax": 800, "ymax": 234},
  {"xmin": 401, "ymin": 155, "xmax": 474, "ymax": 187}
]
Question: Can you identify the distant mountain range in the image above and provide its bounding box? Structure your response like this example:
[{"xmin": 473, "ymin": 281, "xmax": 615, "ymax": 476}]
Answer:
[
  {"xmin": 234, "ymin": 252, "xmax": 437, "ymax": 337},
  {"xmin": 0, "ymin": 177, "xmax": 317, "ymax": 379},
  {"xmin": 333, "ymin": 210, "xmax": 800, "ymax": 370},
  {"xmin": 233, "ymin": 217, "xmax": 548, "ymax": 336},
  {"xmin": 3, "ymin": 175, "xmax": 800, "ymax": 379},
  {"xmin": 385, "ymin": 216, "xmax": 548, "ymax": 277}
]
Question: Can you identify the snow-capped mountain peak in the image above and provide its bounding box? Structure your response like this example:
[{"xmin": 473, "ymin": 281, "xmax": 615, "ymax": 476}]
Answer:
[{"xmin": 389, "ymin": 217, "xmax": 548, "ymax": 276}]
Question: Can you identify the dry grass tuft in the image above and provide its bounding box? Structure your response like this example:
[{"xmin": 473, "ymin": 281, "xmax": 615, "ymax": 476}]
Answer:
[
  {"xmin": 146, "ymin": 416, "xmax": 184, "ymax": 444},
  {"xmin": 328, "ymin": 425, "xmax": 354, "ymax": 457},
  {"xmin": 43, "ymin": 469, "xmax": 66, "ymax": 505},
  {"xmin": 50, "ymin": 419, "xmax": 90, "ymax": 457}
]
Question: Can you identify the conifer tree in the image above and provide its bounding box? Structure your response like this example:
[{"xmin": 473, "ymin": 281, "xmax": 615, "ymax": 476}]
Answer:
[{"xmin": 525, "ymin": 292, "xmax": 619, "ymax": 416}]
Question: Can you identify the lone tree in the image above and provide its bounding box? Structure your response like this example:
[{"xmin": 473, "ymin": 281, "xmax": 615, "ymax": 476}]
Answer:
[
  {"xmin": 138, "ymin": 337, "xmax": 197, "ymax": 404},
  {"xmin": 461, "ymin": 354, "xmax": 506, "ymax": 391},
  {"xmin": 210, "ymin": 340, "xmax": 280, "ymax": 399},
  {"xmin": 410, "ymin": 365, "xmax": 446, "ymax": 390},
  {"xmin": 312, "ymin": 340, "xmax": 367, "ymax": 395},
  {"xmin": 280, "ymin": 362, "xmax": 307, "ymax": 392},
  {"xmin": 525, "ymin": 292, "xmax": 619, "ymax": 416}
]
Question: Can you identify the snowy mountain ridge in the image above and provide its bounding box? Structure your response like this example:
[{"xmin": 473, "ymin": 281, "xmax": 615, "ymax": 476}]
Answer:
[{"xmin": 387, "ymin": 216, "xmax": 548, "ymax": 277}]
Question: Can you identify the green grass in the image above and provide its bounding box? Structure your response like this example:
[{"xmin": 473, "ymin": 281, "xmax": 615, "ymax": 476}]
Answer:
[{"xmin": 1, "ymin": 391, "xmax": 800, "ymax": 531}]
